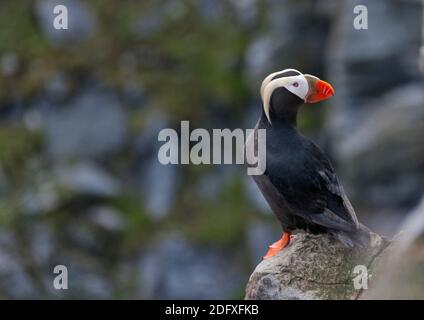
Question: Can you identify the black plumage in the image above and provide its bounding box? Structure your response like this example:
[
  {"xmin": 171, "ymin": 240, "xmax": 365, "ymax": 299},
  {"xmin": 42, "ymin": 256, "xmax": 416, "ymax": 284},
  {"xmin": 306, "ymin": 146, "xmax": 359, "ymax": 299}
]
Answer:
[{"xmin": 250, "ymin": 71, "xmax": 370, "ymax": 249}]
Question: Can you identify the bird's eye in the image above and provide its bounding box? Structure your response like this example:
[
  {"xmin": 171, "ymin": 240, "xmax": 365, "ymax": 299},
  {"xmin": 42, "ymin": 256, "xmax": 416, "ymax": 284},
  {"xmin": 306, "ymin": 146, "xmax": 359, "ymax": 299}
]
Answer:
[{"xmin": 293, "ymin": 82, "xmax": 299, "ymax": 87}]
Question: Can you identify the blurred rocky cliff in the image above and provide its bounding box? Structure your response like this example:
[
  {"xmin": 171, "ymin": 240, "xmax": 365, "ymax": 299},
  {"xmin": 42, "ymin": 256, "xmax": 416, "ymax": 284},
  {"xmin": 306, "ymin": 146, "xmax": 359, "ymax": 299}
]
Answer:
[
  {"xmin": 327, "ymin": 0, "xmax": 424, "ymax": 234},
  {"xmin": 0, "ymin": 0, "xmax": 422, "ymax": 298}
]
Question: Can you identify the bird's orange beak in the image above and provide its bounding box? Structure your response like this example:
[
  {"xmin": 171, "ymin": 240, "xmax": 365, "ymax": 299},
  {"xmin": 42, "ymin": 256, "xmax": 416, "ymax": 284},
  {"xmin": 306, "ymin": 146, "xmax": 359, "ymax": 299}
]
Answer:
[{"xmin": 305, "ymin": 79, "xmax": 335, "ymax": 103}]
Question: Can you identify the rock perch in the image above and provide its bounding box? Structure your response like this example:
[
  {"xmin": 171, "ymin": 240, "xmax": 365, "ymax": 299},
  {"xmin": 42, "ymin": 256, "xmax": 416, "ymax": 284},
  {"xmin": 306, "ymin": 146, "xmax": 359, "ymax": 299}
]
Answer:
[{"xmin": 245, "ymin": 231, "xmax": 392, "ymax": 300}]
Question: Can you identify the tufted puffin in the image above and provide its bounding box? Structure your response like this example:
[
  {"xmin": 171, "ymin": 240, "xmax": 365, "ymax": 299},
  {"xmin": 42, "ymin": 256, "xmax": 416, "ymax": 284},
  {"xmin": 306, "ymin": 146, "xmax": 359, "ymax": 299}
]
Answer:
[{"xmin": 247, "ymin": 68, "xmax": 370, "ymax": 259}]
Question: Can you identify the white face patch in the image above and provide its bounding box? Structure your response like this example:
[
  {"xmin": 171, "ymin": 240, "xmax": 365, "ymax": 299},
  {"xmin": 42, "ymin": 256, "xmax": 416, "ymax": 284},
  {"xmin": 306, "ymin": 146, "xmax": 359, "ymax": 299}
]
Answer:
[
  {"xmin": 260, "ymin": 68, "xmax": 300, "ymax": 98},
  {"xmin": 260, "ymin": 71, "xmax": 309, "ymax": 124}
]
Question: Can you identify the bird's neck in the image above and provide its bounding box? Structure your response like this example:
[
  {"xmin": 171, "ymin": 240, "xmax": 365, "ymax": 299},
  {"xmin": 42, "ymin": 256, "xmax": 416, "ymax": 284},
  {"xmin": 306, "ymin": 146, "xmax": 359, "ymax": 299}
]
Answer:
[
  {"xmin": 274, "ymin": 108, "xmax": 298, "ymax": 127},
  {"xmin": 262, "ymin": 104, "xmax": 301, "ymax": 129},
  {"xmin": 266, "ymin": 89, "xmax": 304, "ymax": 128}
]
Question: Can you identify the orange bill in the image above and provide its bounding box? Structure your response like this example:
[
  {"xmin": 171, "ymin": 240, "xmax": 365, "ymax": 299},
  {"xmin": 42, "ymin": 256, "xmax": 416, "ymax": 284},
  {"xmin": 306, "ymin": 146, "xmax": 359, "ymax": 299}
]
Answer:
[{"xmin": 306, "ymin": 79, "xmax": 334, "ymax": 103}]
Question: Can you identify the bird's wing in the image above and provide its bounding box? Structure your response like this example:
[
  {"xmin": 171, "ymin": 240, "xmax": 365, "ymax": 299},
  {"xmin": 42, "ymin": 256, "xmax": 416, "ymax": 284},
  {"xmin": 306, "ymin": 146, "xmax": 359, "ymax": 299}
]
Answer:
[
  {"xmin": 317, "ymin": 167, "xmax": 359, "ymax": 228},
  {"xmin": 255, "ymin": 172, "xmax": 359, "ymax": 233},
  {"xmin": 306, "ymin": 139, "xmax": 359, "ymax": 228},
  {"xmin": 264, "ymin": 140, "xmax": 360, "ymax": 232}
]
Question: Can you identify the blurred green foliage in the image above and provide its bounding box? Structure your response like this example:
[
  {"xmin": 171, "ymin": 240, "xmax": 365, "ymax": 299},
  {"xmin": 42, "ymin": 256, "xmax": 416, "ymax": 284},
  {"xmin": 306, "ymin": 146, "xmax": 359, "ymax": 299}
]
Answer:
[
  {"xmin": 0, "ymin": 124, "xmax": 42, "ymax": 177},
  {"xmin": 0, "ymin": 0, "xmax": 331, "ymax": 299}
]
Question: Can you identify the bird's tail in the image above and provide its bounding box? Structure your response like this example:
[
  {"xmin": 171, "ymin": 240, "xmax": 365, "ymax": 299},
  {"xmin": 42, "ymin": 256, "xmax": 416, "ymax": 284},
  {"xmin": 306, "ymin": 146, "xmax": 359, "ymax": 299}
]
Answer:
[{"xmin": 331, "ymin": 223, "xmax": 371, "ymax": 248}]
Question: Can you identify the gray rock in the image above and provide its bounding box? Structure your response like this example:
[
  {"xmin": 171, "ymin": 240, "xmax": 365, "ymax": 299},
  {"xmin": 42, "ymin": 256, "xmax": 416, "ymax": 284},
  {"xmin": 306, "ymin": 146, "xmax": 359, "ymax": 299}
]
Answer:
[
  {"xmin": 0, "ymin": 266, "xmax": 36, "ymax": 298},
  {"xmin": 328, "ymin": 0, "xmax": 423, "ymax": 138},
  {"xmin": 142, "ymin": 156, "xmax": 179, "ymax": 220},
  {"xmin": 197, "ymin": 0, "xmax": 224, "ymax": 21},
  {"xmin": 245, "ymin": 231, "xmax": 388, "ymax": 300},
  {"xmin": 0, "ymin": 230, "xmax": 37, "ymax": 298},
  {"xmin": 89, "ymin": 206, "xmax": 126, "ymax": 231},
  {"xmin": 138, "ymin": 113, "xmax": 179, "ymax": 220},
  {"xmin": 229, "ymin": 0, "xmax": 257, "ymax": 28},
  {"xmin": 23, "ymin": 108, "xmax": 43, "ymax": 131},
  {"xmin": 35, "ymin": 0, "xmax": 96, "ymax": 45},
  {"xmin": 71, "ymin": 272, "xmax": 113, "ymax": 299},
  {"xmin": 29, "ymin": 223, "xmax": 55, "ymax": 266},
  {"xmin": 22, "ymin": 182, "xmax": 59, "ymax": 215},
  {"xmin": 134, "ymin": 112, "xmax": 168, "ymax": 156},
  {"xmin": 245, "ymin": 0, "xmax": 334, "ymax": 85},
  {"xmin": 138, "ymin": 234, "xmax": 243, "ymax": 299},
  {"xmin": 43, "ymin": 88, "xmax": 127, "ymax": 160},
  {"xmin": 66, "ymin": 222, "xmax": 99, "ymax": 251},
  {"xmin": 45, "ymin": 73, "xmax": 70, "ymax": 101},
  {"xmin": 120, "ymin": 81, "xmax": 146, "ymax": 107},
  {"xmin": 420, "ymin": 44, "xmax": 424, "ymax": 72},
  {"xmin": 326, "ymin": 0, "xmax": 424, "ymax": 210},
  {"xmin": 364, "ymin": 198, "xmax": 424, "ymax": 299},
  {"xmin": 55, "ymin": 162, "xmax": 120, "ymax": 197},
  {"xmin": 336, "ymin": 1, "xmax": 421, "ymax": 62},
  {"xmin": 324, "ymin": 0, "xmax": 424, "ymax": 211},
  {"xmin": 333, "ymin": 84, "xmax": 424, "ymax": 209},
  {"xmin": 245, "ymin": 35, "xmax": 280, "ymax": 84},
  {"xmin": 0, "ymin": 230, "xmax": 19, "ymax": 275},
  {"xmin": 0, "ymin": 249, "xmax": 16, "ymax": 276}
]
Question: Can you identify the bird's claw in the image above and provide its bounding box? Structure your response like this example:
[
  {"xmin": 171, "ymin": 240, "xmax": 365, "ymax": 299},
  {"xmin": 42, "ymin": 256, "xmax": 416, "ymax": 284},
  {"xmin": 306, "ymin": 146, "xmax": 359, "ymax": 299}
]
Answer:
[{"xmin": 263, "ymin": 233, "xmax": 291, "ymax": 259}]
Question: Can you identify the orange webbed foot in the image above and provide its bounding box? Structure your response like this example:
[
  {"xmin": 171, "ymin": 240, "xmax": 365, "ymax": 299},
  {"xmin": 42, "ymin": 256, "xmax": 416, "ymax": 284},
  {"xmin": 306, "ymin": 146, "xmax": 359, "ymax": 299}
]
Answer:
[{"xmin": 263, "ymin": 232, "xmax": 291, "ymax": 259}]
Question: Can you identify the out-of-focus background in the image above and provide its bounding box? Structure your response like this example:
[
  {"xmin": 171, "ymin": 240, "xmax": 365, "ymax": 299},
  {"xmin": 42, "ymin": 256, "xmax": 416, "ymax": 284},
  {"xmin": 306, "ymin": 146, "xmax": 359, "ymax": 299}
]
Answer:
[{"xmin": 0, "ymin": 0, "xmax": 423, "ymax": 299}]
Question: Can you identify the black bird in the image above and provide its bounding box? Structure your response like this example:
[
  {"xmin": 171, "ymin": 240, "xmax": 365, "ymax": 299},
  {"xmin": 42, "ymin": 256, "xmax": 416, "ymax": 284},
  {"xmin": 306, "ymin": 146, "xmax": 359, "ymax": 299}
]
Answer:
[{"xmin": 247, "ymin": 68, "xmax": 370, "ymax": 259}]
